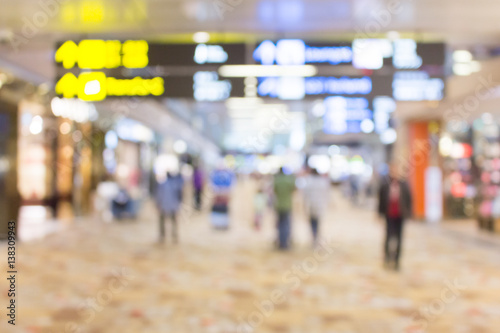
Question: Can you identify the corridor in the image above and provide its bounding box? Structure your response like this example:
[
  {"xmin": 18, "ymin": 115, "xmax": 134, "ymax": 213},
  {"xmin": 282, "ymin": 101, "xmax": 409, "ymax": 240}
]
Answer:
[{"xmin": 1, "ymin": 181, "xmax": 500, "ymax": 333}]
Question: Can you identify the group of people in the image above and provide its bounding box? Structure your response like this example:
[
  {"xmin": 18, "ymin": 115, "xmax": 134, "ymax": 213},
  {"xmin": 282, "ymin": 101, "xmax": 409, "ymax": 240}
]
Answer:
[
  {"xmin": 153, "ymin": 162, "xmax": 412, "ymax": 271},
  {"xmin": 263, "ymin": 163, "xmax": 412, "ymax": 271},
  {"xmin": 266, "ymin": 167, "xmax": 331, "ymax": 250}
]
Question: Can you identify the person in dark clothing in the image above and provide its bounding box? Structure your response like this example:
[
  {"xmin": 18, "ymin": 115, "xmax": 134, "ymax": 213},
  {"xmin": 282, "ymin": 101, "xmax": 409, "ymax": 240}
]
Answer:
[
  {"xmin": 378, "ymin": 164, "xmax": 412, "ymax": 271},
  {"xmin": 193, "ymin": 166, "xmax": 204, "ymax": 211}
]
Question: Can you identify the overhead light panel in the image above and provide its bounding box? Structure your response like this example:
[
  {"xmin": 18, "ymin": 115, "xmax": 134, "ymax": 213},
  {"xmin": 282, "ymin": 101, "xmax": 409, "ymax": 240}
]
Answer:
[
  {"xmin": 453, "ymin": 50, "xmax": 472, "ymax": 63},
  {"xmin": 218, "ymin": 65, "xmax": 318, "ymax": 78}
]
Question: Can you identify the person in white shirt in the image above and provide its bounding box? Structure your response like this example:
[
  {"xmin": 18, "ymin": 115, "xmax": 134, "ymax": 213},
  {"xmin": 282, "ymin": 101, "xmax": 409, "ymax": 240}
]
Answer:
[{"xmin": 303, "ymin": 168, "xmax": 331, "ymax": 246}]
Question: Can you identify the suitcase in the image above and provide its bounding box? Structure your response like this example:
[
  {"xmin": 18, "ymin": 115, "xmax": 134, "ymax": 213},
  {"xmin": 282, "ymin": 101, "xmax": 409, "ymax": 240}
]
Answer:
[
  {"xmin": 211, "ymin": 211, "xmax": 229, "ymax": 230},
  {"xmin": 211, "ymin": 195, "xmax": 229, "ymax": 229}
]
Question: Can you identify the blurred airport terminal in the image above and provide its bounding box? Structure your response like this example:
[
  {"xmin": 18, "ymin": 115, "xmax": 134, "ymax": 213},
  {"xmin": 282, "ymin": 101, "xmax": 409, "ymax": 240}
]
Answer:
[{"xmin": 2, "ymin": 0, "xmax": 500, "ymax": 332}]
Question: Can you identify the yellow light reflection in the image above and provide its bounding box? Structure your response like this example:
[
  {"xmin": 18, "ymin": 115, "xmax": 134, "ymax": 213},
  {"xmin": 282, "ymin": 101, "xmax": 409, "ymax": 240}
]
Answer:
[
  {"xmin": 81, "ymin": 0, "xmax": 105, "ymax": 23},
  {"xmin": 78, "ymin": 40, "xmax": 107, "ymax": 69},
  {"xmin": 122, "ymin": 40, "xmax": 149, "ymax": 68},
  {"xmin": 105, "ymin": 40, "xmax": 122, "ymax": 68}
]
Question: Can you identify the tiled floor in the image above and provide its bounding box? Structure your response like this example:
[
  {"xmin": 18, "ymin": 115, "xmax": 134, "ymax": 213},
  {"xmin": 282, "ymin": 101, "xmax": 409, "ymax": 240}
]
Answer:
[{"xmin": 2, "ymin": 180, "xmax": 500, "ymax": 332}]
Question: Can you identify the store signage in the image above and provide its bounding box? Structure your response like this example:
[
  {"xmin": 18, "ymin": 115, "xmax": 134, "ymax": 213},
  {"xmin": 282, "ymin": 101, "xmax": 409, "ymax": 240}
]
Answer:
[{"xmin": 254, "ymin": 39, "xmax": 353, "ymax": 65}]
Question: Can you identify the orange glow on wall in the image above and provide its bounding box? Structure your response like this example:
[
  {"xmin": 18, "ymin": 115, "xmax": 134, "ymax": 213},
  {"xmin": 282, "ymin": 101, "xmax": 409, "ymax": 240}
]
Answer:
[{"xmin": 409, "ymin": 122, "xmax": 430, "ymax": 219}]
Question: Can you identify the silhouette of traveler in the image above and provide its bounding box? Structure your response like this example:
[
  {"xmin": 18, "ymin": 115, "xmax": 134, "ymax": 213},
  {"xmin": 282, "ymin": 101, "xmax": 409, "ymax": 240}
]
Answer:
[
  {"xmin": 156, "ymin": 171, "xmax": 184, "ymax": 243},
  {"xmin": 193, "ymin": 165, "xmax": 204, "ymax": 211},
  {"xmin": 303, "ymin": 168, "xmax": 330, "ymax": 247},
  {"xmin": 378, "ymin": 163, "xmax": 412, "ymax": 270},
  {"xmin": 254, "ymin": 185, "xmax": 267, "ymax": 231},
  {"xmin": 273, "ymin": 167, "xmax": 296, "ymax": 250}
]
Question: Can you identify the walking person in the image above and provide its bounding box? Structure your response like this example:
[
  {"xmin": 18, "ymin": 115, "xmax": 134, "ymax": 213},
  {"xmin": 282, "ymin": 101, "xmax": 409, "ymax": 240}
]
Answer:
[
  {"xmin": 378, "ymin": 163, "xmax": 412, "ymax": 271},
  {"xmin": 156, "ymin": 171, "xmax": 184, "ymax": 244},
  {"xmin": 273, "ymin": 167, "xmax": 296, "ymax": 250},
  {"xmin": 254, "ymin": 186, "xmax": 267, "ymax": 231},
  {"xmin": 303, "ymin": 168, "xmax": 331, "ymax": 247},
  {"xmin": 193, "ymin": 165, "xmax": 204, "ymax": 211}
]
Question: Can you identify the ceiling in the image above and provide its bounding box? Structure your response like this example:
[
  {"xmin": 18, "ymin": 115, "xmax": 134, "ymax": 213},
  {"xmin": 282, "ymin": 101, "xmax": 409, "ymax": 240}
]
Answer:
[
  {"xmin": 2, "ymin": 0, "xmax": 500, "ymax": 150},
  {"xmin": 1, "ymin": 0, "xmax": 500, "ymax": 82},
  {"xmin": 1, "ymin": 0, "xmax": 500, "ymax": 43}
]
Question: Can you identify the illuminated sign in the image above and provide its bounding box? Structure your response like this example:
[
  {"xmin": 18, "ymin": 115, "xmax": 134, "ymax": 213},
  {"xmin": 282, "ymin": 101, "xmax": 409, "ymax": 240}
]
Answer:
[
  {"xmin": 55, "ymin": 40, "xmax": 149, "ymax": 69},
  {"xmin": 56, "ymin": 41, "xmax": 246, "ymax": 69},
  {"xmin": 55, "ymin": 72, "xmax": 165, "ymax": 101},
  {"xmin": 373, "ymin": 96, "xmax": 396, "ymax": 134},
  {"xmin": 53, "ymin": 39, "xmax": 445, "ymax": 102},
  {"xmin": 305, "ymin": 77, "xmax": 372, "ymax": 95},
  {"xmin": 352, "ymin": 39, "xmax": 445, "ymax": 71},
  {"xmin": 51, "ymin": 97, "xmax": 98, "ymax": 123},
  {"xmin": 393, "ymin": 39, "xmax": 422, "ymax": 69},
  {"xmin": 352, "ymin": 39, "xmax": 392, "ymax": 70},
  {"xmin": 193, "ymin": 71, "xmax": 232, "ymax": 101},
  {"xmin": 323, "ymin": 96, "xmax": 373, "ymax": 135},
  {"xmin": 194, "ymin": 44, "xmax": 229, "ymax": 64},
  {"xmin": 258, "ymin": 76, "xmax": 372, "ymax": 99},
  {"xmin": 55, "ymin": 73, "xmax": 245, "ymax": 101},
  {"xmin": 254, "ymin": 39, "xmax": 352, "ymax": 65},
  {"xmin": 392, "ymin": 71, "xmax": 445, "ymax": 101}
]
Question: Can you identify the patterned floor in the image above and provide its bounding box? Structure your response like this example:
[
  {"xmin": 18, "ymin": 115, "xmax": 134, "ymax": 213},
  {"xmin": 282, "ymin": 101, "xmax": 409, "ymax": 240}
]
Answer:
[{"xmin": 1, "ymin": 180, "xmax": 500, "ymax": 333}]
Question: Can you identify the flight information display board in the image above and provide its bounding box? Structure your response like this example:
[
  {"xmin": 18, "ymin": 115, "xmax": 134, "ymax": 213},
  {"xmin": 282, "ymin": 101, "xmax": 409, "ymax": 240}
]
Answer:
[
  {"xmin": 54, "ymin": 39, "xmax": 446, "ymax": 102},
  {"xmin": 55, "ymin": 72, "xmax": 245, "ymax": 101},
  {"xmin": 55, "ymin": 40, "xmax": 246, "ymax": 69},
  {"xmin": 252, "ymin": 39, "xmax": 446, "ymax": 72}
]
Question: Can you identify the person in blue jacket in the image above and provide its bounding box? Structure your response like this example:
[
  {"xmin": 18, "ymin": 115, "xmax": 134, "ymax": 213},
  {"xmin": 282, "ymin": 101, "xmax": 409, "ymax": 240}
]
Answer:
[{"xmin": 155, "ymin": 171, "xmax": 184, "ymax": 243}]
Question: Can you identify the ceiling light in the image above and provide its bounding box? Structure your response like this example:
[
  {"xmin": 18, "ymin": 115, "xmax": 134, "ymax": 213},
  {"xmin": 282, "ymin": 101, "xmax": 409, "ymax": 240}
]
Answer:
[
  {"xmin": 174, "ymin": 140, "xmax": 187, "ymax": 154},
  {"xmin": 218, "ymin": 65, "xmax": 318, "ymax": 78},
  {"xmin": 453, "ymin": 63, "xmax": 472, "ymax": 76},
  {"xmin": 453, "ymin": 50, "xmax": 472, "ymax": 63},
  {"xmin": 380, "ymin": 128, "xmax": 397, "ymax": 145},
  {"xmin": 193, "ymin": 32, "xmax": 210, "ymax": 44},
  {"xmin": 360, "ymin": 119, "xmax": 375, "ymax": 133}
]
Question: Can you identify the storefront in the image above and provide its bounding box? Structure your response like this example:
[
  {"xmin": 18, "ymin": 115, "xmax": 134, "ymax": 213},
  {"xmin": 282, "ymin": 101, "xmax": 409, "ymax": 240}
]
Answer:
[
  {"xmin": 405, "ymin": 121, "xmax": 443, "ymax": 222},
  {"xmin": 439, "ymin": 121, "xmax": 476, "ymax": 220},
  {"xmin": 106, "ymin": 117, "xmax": 157, "ymax": 197},
  {"xmin": 0, "ymin": 99, "xmax": 20, "ymax": 237},
  {"xmin": 470, "ymin": 113, "xmax": 500, "ymax": 232}
]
